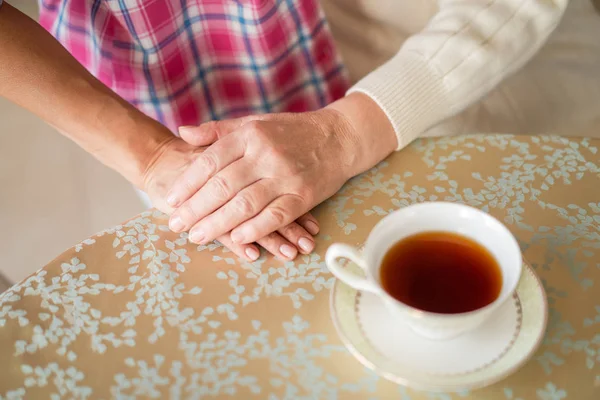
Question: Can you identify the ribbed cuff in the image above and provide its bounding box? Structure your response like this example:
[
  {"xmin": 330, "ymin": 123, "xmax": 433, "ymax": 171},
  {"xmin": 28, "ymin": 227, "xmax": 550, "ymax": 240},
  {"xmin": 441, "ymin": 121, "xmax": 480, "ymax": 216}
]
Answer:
[{"xmin": 347, "ymin": 51, "xmax": 452, "ymax": 151}]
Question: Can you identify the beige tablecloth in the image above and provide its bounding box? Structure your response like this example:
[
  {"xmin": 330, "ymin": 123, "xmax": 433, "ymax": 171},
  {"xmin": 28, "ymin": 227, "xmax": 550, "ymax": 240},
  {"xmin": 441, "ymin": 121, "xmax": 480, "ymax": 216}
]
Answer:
[{"xmin": 1, "ymin": 134, "xmax": 599, "ymax": 399}]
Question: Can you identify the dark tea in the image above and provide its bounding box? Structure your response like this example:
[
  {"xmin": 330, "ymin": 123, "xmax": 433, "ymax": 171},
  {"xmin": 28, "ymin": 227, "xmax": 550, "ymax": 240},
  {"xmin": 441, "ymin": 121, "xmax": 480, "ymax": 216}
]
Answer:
[{"xmin": 380, "ymin": 231, "xmax": 502, "ymax": 314}]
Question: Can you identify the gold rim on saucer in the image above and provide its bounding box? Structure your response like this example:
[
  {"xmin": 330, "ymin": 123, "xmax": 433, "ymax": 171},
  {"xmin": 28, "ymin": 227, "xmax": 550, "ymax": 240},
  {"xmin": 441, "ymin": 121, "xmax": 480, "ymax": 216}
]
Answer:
[{"xmin": 329, "ymin": 257, "xmax": 548, "ymax": 392}]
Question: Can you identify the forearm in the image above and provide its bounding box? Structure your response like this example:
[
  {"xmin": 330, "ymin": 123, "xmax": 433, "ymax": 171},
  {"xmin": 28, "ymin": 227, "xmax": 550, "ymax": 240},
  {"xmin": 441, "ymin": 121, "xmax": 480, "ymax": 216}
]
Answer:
[{"xmin": 0, "ymin": 2, "xmax": 172, "ymax": 187}]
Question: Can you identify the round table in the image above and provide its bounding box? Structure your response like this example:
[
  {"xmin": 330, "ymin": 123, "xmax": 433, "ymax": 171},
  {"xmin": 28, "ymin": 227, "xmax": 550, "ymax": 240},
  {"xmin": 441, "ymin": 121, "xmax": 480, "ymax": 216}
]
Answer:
[{"xmin": 1, "ymin": 134, "xmax": 598, "ymax": 399}]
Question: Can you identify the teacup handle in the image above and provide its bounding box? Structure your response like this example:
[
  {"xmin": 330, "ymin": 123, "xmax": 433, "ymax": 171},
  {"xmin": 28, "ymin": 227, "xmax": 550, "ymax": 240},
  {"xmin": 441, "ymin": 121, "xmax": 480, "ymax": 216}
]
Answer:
[{"xmin": 325, "ymin": 243, "xmax": 380, "ymax": 293}]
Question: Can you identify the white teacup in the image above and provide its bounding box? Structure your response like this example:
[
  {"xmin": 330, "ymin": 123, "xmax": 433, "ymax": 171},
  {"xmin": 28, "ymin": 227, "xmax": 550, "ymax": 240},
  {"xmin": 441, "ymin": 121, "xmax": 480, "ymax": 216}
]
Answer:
[{"xmin": 325, "ymin": 202, "xmax": 522, "ymax": 340}]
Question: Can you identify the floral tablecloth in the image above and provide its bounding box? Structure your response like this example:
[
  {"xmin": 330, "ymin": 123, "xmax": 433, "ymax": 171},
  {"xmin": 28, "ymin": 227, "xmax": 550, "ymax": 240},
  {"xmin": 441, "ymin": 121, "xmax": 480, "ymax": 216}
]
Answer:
[{"xmin": 1, "ymin": 134, "xmax": 599, "ymax": 399}]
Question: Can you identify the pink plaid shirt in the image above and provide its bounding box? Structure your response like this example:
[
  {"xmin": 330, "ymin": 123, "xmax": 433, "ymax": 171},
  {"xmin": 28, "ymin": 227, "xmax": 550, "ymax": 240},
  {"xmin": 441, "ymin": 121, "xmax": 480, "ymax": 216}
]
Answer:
[{"xmin": 38, "ymin": 0, "xmax": 350, "ymax": 133}]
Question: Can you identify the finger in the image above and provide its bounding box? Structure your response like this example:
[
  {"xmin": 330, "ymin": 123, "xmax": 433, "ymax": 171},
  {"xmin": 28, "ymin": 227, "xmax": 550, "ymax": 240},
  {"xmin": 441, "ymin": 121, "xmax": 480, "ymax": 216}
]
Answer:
[
  {"xmin": 187, "ymin": 180, "xmax": 276, "ymax": 244},
  {"xmin": 295, "ymin": 213, "xmax": 320, "ymax": 236},
  {"xmin": 256, "ymin": 232, "xmax": 299, "ymax": 261},
  {"xmin": 277, "ymin": 222, "xmax": 315, "ymax": 255},
  {"xmin": 230, "ymin": 195, "xmax": 307, "ymax": 245},
  {"xmin": 178, "ymin": 116, "xmax": 258, "ymax": 146},
  {"xmin": 166, "ymin": 133, "xmax": 245, "ymax": 209},
  {"xmin": 215, "ymin": 233, "xmax": 261, "ymax": 262},
  {"xmin": 169, "ymin": 160, "xmax": 257, "ymax": 233}
]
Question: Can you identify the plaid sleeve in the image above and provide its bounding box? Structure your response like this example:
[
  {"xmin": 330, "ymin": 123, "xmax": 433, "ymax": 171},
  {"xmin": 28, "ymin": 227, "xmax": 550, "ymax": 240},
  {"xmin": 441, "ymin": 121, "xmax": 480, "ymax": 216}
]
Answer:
[{"xmin": 38, "ymin": 0, "xmax": 349, "ymax": 131}]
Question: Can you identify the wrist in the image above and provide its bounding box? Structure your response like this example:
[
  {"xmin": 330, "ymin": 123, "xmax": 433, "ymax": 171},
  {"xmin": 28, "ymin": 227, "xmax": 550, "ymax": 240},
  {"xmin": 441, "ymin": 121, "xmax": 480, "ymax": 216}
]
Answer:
[
  {"xmin": 109, "ymin": 116, "xmax": 174, "ymax": 189},
  {"xmin": 325, "ymin": 92, "xmax": 398, "ymax": 179},
  {"xmin": 124, "ymin": 119, "xmax": 175, "ymax": 189},
  {"xmin": 82, "ymin": 98, "xmax": 174, "ymax": 188}
]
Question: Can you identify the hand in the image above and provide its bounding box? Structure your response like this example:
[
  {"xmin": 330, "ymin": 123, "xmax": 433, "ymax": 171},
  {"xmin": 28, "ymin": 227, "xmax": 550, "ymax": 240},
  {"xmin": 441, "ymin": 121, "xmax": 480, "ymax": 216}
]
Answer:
[
  {"xmin": 141, "ymin": 136, "xmax": 320, "ymax": 262},
  {"xmin": 165, "ymin": 93, "xmax": 397, "ymax": 247}
]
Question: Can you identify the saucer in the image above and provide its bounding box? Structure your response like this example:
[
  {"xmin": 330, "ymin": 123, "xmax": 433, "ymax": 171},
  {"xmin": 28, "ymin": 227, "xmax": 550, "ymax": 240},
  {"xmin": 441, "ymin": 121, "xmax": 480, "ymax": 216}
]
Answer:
[{"xmin": 329, "ymin": 257, "xmax": 548, "ymax": 392}]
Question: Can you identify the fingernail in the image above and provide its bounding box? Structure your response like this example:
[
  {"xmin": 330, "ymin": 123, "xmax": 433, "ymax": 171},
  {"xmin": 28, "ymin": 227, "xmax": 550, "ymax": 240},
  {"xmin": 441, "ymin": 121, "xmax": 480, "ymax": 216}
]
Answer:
[
  {"xmin": 280, "ymin": 244, "xmax": 297, "ymax": 259},
  {"xmin": 298, "ymin": 237, "xmax": 314, "ymax": 253},
  {"xmin": 166, "ymin": 193, "xmax": 179, "ymax": 207},
  {"xmin": 169, "ymin": 216, "xmax": 184, "ymax": 232},
  {"xmin": 178, "ymin": 126, "xmax": 194, "ymax": 135},
  {"xmin": 305, "ymin": 221, "xmax": 320, "ymax": 235},
  {"xmin": 189, "ymin": 229, "xmax": 205, "ymax": 243},
  {"xmin": 231, "ymin": 231, "xmax": 244, "ymax": 243},
  {"xmin": 245, "ymin": 247, "xmax": 260, "ymax": 261}
]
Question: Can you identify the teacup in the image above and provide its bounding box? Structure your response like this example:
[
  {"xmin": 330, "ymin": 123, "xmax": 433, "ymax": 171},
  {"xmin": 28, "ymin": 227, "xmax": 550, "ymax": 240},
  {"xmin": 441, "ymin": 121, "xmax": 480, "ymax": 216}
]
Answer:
[{"xmin": 325, "ymin": 202, "xmax": 522, "ymax": 340}]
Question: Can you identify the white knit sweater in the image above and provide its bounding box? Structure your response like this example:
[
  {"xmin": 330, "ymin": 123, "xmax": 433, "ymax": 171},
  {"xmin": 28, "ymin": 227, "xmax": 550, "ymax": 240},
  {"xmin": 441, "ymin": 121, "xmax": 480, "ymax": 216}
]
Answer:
[{"xmin": 323, "ymin": 0, "xmax": 600, "ymax": 149}]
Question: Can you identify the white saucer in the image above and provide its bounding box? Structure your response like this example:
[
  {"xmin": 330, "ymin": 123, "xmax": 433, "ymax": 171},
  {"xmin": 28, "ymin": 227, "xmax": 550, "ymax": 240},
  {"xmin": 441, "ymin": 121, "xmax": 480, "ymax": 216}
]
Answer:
[{"xmin": 329, "ymin": 258, "xmax": 548, "ymax": 392}]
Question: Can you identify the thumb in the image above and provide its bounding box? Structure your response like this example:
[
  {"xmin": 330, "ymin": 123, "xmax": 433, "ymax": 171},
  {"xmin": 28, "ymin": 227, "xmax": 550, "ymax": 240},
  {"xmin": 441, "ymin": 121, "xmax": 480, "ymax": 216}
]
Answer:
[{"xmin": 178, "ymin": 117, "xmax": 255, "ymax": 146}]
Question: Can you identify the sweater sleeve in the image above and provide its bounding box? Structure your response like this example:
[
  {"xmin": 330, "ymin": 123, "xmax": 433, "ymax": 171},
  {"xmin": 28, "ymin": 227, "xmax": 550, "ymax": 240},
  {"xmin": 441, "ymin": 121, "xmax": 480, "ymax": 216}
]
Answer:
[{"xmin": 348, "ymin": 0, "xmax": 569, "ymax": 150}]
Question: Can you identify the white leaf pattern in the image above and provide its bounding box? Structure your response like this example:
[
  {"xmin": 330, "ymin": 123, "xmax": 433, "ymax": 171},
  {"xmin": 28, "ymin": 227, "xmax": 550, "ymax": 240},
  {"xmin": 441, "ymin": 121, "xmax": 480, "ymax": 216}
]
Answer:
[{"xmin": 0, "ymin": 135, "xmax": 598, "ymax": 399}]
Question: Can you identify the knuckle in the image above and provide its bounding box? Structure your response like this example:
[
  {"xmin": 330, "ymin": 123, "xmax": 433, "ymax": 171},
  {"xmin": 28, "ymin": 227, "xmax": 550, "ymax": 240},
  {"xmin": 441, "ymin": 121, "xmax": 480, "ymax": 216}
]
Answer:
[
  {"xmin": 280, "ymin": 223, "xmax": 299, "ymax": 238},
  {"xmin": 302, "ymin": 211, "xmax": 315, "ymax": 221},
  {"xmin": 182, "ymin": 177, "xmax": 196, "ymax": 193},
  {"xmin": 198, "ymin": 152, "xmax": 218, "ymax": 175},
  {"xmin": 267, "ymin": 206, "xmax": 288, "ymax": 226},
  {"xmin": 261, "ymin": 232, "xmax": 281, "ymax": 246},
  {"xmin": 209, "ymin": 175, "xmax": 231, "ymax": 201},
  {"xmin": 234, "ymin": 195, "xmax": 255, "ymax": 216},
  {"xmin": 182, "ymin": 202, "xmax": 198, "ymax": 221},
  {"xmin": 256, "ymin": 235, "xmax": 280, "ymax": 254}
]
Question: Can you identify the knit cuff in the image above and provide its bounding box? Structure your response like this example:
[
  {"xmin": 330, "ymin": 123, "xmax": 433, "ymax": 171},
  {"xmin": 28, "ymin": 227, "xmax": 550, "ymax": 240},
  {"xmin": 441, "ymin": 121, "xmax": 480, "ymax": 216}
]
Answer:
[{"xmin": 347, "ymin": 51, "xmax": 452, "ymax": 151}]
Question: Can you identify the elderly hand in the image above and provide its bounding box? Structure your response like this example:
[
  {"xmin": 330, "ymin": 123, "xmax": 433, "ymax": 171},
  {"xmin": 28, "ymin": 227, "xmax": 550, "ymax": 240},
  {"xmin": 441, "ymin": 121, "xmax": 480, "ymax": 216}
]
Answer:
[
  {"xmin": 141, "ymin": 136, "xmax": 320, "ymax": 262},
  {"xmin": 165, "ymin": 93, "xmax": 398, "ymax": 247}
]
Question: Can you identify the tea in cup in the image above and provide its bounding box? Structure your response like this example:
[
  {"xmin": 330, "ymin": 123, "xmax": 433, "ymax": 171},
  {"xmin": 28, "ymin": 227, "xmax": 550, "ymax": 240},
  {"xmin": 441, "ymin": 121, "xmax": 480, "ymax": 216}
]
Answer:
[{"xmin": 325, "ymin": 202, "xmax": 522, "ymax": 340}]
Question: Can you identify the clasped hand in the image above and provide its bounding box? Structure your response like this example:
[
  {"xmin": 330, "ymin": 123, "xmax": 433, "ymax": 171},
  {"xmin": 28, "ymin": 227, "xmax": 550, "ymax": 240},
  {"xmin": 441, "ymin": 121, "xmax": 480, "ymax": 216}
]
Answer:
[{"xmin": 163, "ymin": 109, "xmax": 355, "ymax": 259}]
